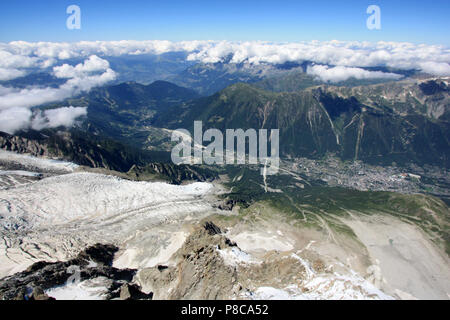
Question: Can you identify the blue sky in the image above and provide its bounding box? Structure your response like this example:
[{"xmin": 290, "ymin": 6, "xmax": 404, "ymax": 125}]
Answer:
[{"xmin": 0, "ymin": 0, "xmax": 449, "ymax": 45}]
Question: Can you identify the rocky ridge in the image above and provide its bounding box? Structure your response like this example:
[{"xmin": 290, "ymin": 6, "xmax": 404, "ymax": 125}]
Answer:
[{"xmin": 0, "ymin": 244, "xmax": 151, "ymax": 300}]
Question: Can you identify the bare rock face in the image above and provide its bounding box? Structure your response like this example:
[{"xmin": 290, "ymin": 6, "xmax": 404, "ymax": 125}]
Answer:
[
  {"xmin": 119, "ymin": 283, "xmax": 153, "ymax": 300},
  {"xmin": 0, "ymin": 132, "xmax": 50, "ymax": 157},
  {"xmin": 29, "ymin": 287, "xmax": 54, "ymax": 301},
  {"xmin": 135, "ymin": 222, "xmax": 310, "ymax": 300},
  {"xmin": 10, "ymin": 286, "xmax": 54, "ymax": 301},
  {"xmin": 126, "ymin": 163, "xmax": 218, "ymax": 185},
  {"xmin": 0, "ymin": 244, "xmax": 141, "ymax": 300},
  {"xmin": 136, "ymin": 222, "xmax": 240, "ymax": 300},
  {"xmin": 203, "ymin": 221, "xmax": 223, "ymax": 235},
  {"xmin": 0, "ymin": 223, "xmax": 325, "ymax": 300}
]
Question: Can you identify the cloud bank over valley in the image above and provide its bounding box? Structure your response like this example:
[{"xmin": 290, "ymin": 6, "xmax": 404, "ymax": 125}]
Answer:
[{"xmin": 0, "ymin": 40, "xmax": 449, "ymax": 133}]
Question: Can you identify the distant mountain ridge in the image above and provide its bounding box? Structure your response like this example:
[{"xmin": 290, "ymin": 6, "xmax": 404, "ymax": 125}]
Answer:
[
  {"xmin": 0, "ymin": 129, "xmax": 216, "ymax": 184},
  {"xmin": 41, "ymin": 80, "xmax": 199, "ymax": 150},
  {"xmin": 155, "ymin": 78, "xmax": 450, "ymax": 168},
  {"xmin": 91, "ymin": 80, "xmax": 200, "ymax": 108},
  {"xmin": 34, "ymin": 77, "xmax": 450, "ymax": 168},
  {"xmin": 0, "ymin": 129, "xmax": 162, "ymax": 172},
  {"xmin": 168, "ymin": 61, "xmax": 307, "ymax": 96}
]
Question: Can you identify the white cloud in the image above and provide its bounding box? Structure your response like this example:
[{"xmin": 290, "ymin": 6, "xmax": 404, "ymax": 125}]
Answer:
[
  {"xmin": 0, "ymin": 86, "xmax": 70, "ymax": 110},
  {"xmin": 418, "ymin": 61, "xmax": 450, "ymax": 76},
  {"xmin": 0, "ymin": 69, "xmax": 115, "ymax": 110},
  {"xmin": 0, "ymin": 107, "xmax": 32, "ymax": 134},
  {"xmin": 0, "ymin": 56, "xmax": 115, "ymax": 134},
  {"xmin": 53, "ymin": 55, "xmax": 111, "ymax": 78},
  {"xmin": 0, "ymin": 49, "xmax": 39, "ymax": 69},
  {"xmin": 31, "ymin": 106, "xmax": 87, "ymax": 131},
  {"xmin": 0, "ymin": 106, "xmax": 87, "ymax": 134},
  {"xmin": 0, "ymin": 40, "xmax": 449, "ymax": 80},
  {"xmin": 185, "ymin": 41, "xmax": 450, "ymax": 76},
  {"xmin": 306, "ymin": 65, "xmax": 403, "ymax": 83},
  {"xmin": 0, "ymin": 56, "xmax": 114, "ymax": 109},
  {"xmin": 0, "ymin": 40, "xmax": 449, "ymax": 133},
  {"xmin": 0, "ymin": 68, "xmax": 26, "ymax": 81}
]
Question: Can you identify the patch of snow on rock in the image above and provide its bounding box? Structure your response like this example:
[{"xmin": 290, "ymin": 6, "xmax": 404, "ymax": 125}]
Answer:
[
  {"xmin": 246, "ymin": 271, "xmax": 393, "ymax": 300},
  {"xmin": 45, "ymin": 277, "xmax": 112, "ymax": 300},
  {"xmin": 0, "ymin": 150, "xmax": 78, "ymax": 173},
  {"xmin": 217, "ymin": 247, "xmax": 258, "ymax": 266}
]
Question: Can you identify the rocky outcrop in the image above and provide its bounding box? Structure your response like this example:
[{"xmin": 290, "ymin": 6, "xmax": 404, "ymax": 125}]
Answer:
[
  {"xmin": 0, "ymin": 132, "xmax": 50, "ymax": 157},
  {"xmin": 0, "ymin": 130, "xmax": 148, "ymax": 172},
  {"xmin": 135, "ymin": 222, "xmax": 310, "ymax": 300},
  {"xmin": 0, "ymin": 130, "xmax": 218, "ymax": 184},
  {"xmin": 119, "ymin": 283, "xmax": 153, "ymax": 300},
  {"xmin": 127, "ymin": 163, "xmax": 218, "ymax": 184},
  {"xmin": 0, "ymin": 244, "xmax": 150, "ymax": 300},
  {"xmin": 203, "ymin": 221, "xmax": 223, "ymax": 235},
  {"xmin": 214, "ymin": 199, "xmax": 238, "ymax": 211},
  {"xmin": 419, "ymin": 79, "xmax": 449, "ymax": 96},
  {"xmin": 136, "ymin": 222, "xmax": 240, "ymax": 300}
]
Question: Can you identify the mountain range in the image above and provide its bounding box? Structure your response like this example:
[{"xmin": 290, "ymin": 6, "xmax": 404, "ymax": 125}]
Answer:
[{"xmin": 1, "ymin": 57, "xmax": 449, "ymax": 301}]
